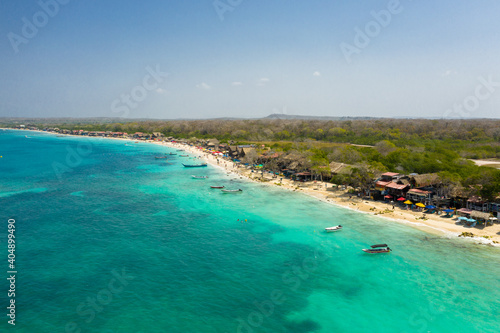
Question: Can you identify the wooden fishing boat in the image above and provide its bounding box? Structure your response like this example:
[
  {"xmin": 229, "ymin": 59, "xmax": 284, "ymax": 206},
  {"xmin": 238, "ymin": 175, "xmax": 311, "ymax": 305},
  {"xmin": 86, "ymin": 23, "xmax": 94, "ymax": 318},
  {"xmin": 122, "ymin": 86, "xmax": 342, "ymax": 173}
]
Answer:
[
  {"xmin": 362, "ymin": 244, "xmax": 391, "ymax": 254},
  {"xmin": 221, "ymin": 189, "xmax": 243, "ymax": 193},
  {"xmin": 210, "ymin": 186, "xmax": 225, "ymax": 189},
  {"xmin": 192, "ymin": 175, "xmax": 209, "ymax": 179},
  {"xmin": 182, "ymin": 163, "xmax": 207, "ymax": 167}
]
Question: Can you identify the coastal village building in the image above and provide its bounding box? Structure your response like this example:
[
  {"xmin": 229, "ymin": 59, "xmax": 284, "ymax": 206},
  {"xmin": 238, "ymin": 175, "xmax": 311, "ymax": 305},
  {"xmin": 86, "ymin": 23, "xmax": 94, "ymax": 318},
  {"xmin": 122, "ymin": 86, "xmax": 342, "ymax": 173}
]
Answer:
[
  {"xmin": 152, "ymin": 132, "xmax": 164, "ymax": 140},
  {"xmin": 373, "ymin": 172, "xmax": 410, "ymax": 200},
  {"xmin": 228, "ymin": 146, "xmax": 239, "ymax": 158},
  {"xmin": 406, "ymin": 189, "xmax": 432, "ymax": 205},
  {"xmin": 132, "ymin": 132, "xmax": 151, "ymax": 140},
  {"xmin": 206, "ymin": 139, "xmax": 220, "ymax": 150},
  {"xmin": 240, "ymin": 147, "xmax": 256, "ymax": 159},
  {"xmin": 467, "ymin": 196, "xmax": 488, "ymax": 212}
]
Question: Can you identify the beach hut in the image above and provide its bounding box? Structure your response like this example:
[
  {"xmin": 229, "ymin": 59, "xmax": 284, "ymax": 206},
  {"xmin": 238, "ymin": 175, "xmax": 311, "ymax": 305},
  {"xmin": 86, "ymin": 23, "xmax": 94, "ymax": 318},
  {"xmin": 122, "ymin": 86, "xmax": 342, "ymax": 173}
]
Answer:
[
  {"xmin": 467, "ymin": 196, "xmax": 488, "ymax": 212},
  {"xmin": 295, "ymin": 172, "xmax": 313, "ymax": 182},
  {"xmin": 406, "ymin": 189, "xmax": 432, "ymax": 205},
  {"xmin": 470, "ymin": 211, "xmax": 491, "ymax": 224},
  {"xmin": 456, "ymin": 208, "xmax": 472, "ymax": 217}
]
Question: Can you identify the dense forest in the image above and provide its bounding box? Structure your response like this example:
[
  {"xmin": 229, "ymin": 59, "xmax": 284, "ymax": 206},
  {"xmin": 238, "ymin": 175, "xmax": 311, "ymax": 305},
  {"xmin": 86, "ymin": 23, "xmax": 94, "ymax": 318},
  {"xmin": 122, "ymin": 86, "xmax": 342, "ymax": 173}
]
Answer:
[{"xmin": 3, "ymin": 118, "xmax": 500, "ymax": 200}]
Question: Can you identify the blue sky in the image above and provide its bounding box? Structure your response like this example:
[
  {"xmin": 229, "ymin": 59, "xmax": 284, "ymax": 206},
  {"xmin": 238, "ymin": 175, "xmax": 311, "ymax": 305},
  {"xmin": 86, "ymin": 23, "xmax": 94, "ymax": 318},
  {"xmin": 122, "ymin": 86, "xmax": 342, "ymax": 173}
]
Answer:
[{"xmin": 1, "ymin": 0, "xmax": 499, "ymax": 119}]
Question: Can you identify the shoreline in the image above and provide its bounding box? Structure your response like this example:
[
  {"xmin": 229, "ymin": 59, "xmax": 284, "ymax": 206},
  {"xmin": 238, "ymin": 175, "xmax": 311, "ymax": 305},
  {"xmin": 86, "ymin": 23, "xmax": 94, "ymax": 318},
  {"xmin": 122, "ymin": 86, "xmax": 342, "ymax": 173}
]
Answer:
[
  {"xmin": 159, "ymin": 140, "xmax": 500, "ymax": 247},
  {"xmin": 5, "ymin": 128, "xmax": 500, "ymax": 247}
]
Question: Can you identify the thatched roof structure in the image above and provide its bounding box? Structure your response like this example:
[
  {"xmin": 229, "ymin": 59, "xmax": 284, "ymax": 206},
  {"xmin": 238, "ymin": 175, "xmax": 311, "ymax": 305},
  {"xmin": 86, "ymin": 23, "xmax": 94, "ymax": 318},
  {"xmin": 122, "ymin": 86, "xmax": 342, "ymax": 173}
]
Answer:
[
  {"xmin": 329, "ymin": 162, "xmax": 344, "ymax": 173},
  {"xmin": 470, "ymin": 211, "xmax": 490, "ymax": 220},
  {"xmin": 288, "ymin": 161, "xmax": 299, "ymax": 170},
  {"xmin": 411, "ymin": 173, "xmax": 441, "ymax": 187},
  {"xmin": 241, "ymin": 147, "xmax": 256, "ymax": 156}
]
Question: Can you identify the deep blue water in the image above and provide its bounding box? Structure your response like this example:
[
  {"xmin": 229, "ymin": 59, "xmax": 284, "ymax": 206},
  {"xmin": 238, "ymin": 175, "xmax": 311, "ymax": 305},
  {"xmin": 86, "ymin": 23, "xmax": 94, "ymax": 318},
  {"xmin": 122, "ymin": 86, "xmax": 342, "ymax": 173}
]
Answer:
[{"xmin": 0, "ymin": 129, "xmax": 499, "ymax": 333}]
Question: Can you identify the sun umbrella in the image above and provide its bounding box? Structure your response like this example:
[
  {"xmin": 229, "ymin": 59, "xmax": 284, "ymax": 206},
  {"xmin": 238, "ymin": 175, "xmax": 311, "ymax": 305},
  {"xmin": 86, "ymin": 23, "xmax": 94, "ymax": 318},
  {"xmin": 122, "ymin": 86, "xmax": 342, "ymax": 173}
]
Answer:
[
  {"xmin": 443, "ymin": 209, "xmax": 454, "ymax": 213},
  {"xmin": 384, "ymin": 195, "xmax": 393, "ymax": 199},
  {"xmin": 458, "ymin": 216, "xmax": 468, "ymax": 220},
  {"xmin": 467, "ymin": 218, "xmax": 476, "ymax": 223},
  {"xmin": 397, "ymin": 197, "xmax": 406, "ymax": 201},
  {"xmin": 416, "ymin": 203, "xmax": 426, "ymax": 208},
  {"xmin": 404, "ymin": 200, "xmax": 413, "ymax": 205},
  {"xmin": 426, "ymin": 205, "xmax": 436, "ymax": 209}
]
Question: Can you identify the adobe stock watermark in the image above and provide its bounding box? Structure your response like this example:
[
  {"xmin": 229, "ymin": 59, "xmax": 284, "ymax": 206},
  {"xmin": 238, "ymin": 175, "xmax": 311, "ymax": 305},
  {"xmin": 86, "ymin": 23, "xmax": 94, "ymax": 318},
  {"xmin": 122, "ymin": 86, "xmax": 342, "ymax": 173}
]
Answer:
[
  {"xmin": 235, "ymin": 248, "xmax": 330, "ymax": 333},
  {"xmin": 110, "ymin": 65, "xmax": 168, "ymax": 118},
  {"xmin": 340, "ymin": 0, "xmax": 408, "ymax": 64},
  {"xmin": 7, "ymin": 0, "xmax": 71, "ymax": 54},
  {"xmin": 65, "ymin": 268, "xmax": 135, "ymax": 333},
  {"xmin": 399, "ymin": 270, "xmax": 459, "ymax": 333},
  {"xmin": 52, "ymin": 140, "xmax": 93, "ymax": 181},
  {"xmin": 443, "ymin": 75, "xmax": 499, "ymax": 119},
  {"xmin": 213, "ymin": 0, "xmax": 243, "ymax": 21}
]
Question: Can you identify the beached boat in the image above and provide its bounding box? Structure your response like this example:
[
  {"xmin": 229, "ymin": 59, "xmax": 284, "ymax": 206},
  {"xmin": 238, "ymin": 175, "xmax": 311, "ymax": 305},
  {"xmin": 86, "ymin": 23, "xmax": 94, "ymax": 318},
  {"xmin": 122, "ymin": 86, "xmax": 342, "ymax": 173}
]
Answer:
[
  {"xmin": 221, "ymin": 189, "xmax": 242, "ymax": 193},
  {"xmin": 325, "ymin": 225, "xmax": 342, "ymax": 232},
  {"xmin": 182, "ymin": 163, "xmax": 207, "ymax": 167},
  {"xmin": 362, "ymin": 244, "xmax": 391, "ymax": 254},
  {"xmin": 210, "ymin": 186, "xmax": 225, "ymax": 189},
  {"xmin": 192, "ymin": 175, "xmax": 209, "ymax": 179}
]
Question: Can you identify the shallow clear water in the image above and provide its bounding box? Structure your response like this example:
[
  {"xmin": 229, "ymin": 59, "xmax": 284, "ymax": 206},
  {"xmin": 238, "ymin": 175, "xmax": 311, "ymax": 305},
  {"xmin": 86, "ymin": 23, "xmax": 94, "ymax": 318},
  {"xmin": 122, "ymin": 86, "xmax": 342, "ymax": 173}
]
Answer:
[{"xmin": 0, "ymin": 130, "xmax": 499, "ymax": 333}]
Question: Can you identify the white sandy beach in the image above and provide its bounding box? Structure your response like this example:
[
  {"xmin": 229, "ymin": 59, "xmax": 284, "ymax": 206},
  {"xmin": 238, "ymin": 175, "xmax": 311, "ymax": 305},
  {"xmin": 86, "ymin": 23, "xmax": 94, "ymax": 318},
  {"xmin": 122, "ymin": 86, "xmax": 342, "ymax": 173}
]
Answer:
[{"xmin": 158, "ymin": 140, "xmax": 500, "ymax": 247}]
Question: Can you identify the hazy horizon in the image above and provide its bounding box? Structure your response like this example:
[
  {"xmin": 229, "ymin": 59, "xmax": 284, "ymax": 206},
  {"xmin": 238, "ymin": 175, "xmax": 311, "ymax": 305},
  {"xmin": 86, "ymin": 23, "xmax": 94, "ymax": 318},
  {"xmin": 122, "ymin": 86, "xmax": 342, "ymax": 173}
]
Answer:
[{"xmin": 1, "ymin": 1, "xmax": 500, "ymax": 120}]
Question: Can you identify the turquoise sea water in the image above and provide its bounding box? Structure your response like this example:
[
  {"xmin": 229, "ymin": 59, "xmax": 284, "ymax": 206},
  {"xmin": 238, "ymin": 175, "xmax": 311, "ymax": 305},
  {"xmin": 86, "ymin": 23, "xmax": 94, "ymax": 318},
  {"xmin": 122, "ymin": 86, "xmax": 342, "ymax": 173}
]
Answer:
[{"xmin": 0, "ymin": 129, "xmax": 499, "ymax": 333}]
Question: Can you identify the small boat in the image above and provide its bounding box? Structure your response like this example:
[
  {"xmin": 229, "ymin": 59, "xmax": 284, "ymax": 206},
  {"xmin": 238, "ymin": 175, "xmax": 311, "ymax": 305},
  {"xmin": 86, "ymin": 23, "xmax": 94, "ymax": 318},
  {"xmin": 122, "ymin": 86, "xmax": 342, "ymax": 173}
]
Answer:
[
  {"xmin": 362, "ymin": 244, "xmax": 391, "ymax": 254},
  {"xmin": 221, "ymin": 189, "xmax": 243, "ymax": 193},
  {"xmin": 192, "ymin": 175, "xmax": 209, "ymax": 179},
  {"xmin": 154, "ymin": 156, "xmax": 169, "ymax": 159},
  {"xmin": 210, "ymin": 185, "xmax": 225, "ymax": 189},
  {"xmin": 182, "ymin": 163, "xmax": 207, "ymax": 168},
  {"xmin": 169, "ymin": 152, "xmax": 177, "ymax": 155},
  {"xmin": 177, "ymin": 149, "xmax": 184, "ymax": 151},
  {"xmin": 325, "ymin": 225, "xmax": 342, "ymax": 232},
  {"xmin": 179, "ymin": 155, "xmax": 189, "ymax": 157}
]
